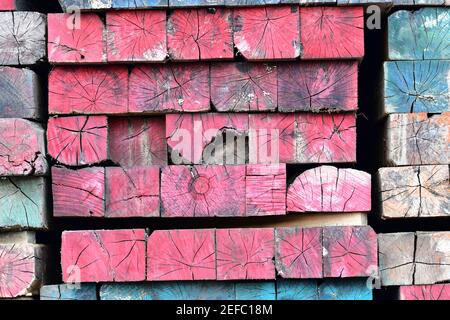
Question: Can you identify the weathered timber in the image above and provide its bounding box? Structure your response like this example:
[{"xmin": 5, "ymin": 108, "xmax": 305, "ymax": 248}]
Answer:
[
  {"xmin": 225, "ymin": 0, "xmax": 282, "ymax": 6},
  {"xmin": 166, "ymin": 113, "xmax": 248, "ymax": 164},
  {"xmin": 0, "ymin": 0, "xmax": 15, "ymax": 10},
  {"xmin": 109, "ymin": 117, "xmax": 167, "ymax": 167},
  {"xmin": 168, "ymin": 9, "xmax": 233, "ymax": 61},
  {"xmin": 300, "ymin": 7, "xmax": 364, "ymax": 60},
  {"xmin": 0, "ymin": 177, "xmax": 48, "ymax": 230},
  {"xmin": 129, "ymin": 64, "xmax": 209, "ymax": 113},
  {"xmin": 105, "ymin": 166, "xmax": 160, "ymax": 218},
  {"xmin": 100, "ymin": 282, "xmax": 235, "ymax": 300},
  {"xmin": 0, "ymin": 12, "xmax": 46, "ymax": 65},
  {"xmin": 275, "ymin": 227, "xmax": 323, "ymax": 278},
  {"xmin": 392, "ymin": 0, "xmax": 445, "ymax": 4},
  {"xmin": 399, "ymin": 284, "xmax": 450, "ymax": 300},
  {"xmin": 216, "ymin": 228, "xmax": 275, "ymax": 280},
  {"xmin": 246, "ymin": 164, "xmax": 286, "ymax": 216},
  {"xmin": 40, "ymin": 284, "xmax": 97, "ymax": 300},
  {"xmin": 0, "ymin": 67, "xmax": 41, "ymax": 119},
  {"xmin": 235, "ymin": 282, "xmax": 276, "ymax": 300},
  {"xmin": 0, "ymin": 119, "xmax": 47, "ymax": 176},
  {"xmin": 295, "ymin": 113, "xmax": 357, "ymax": 163},
  {"xmin": 276, "ymin": 279, "xmax": 318, "ymax": 300},
  {"xmin": 287, "ymin": 166, "xmax": 371, "ymax": 213},
  {"xmin": 0, "ymin": 231, "xmax": 36, "ymax": 244},
  {"xmin": 388, "ymin": 8, "xmax": 450, "ymax": 60},
  {"xmin": 169, "ymin": 0, "xmax": 225, "ymax": 7},
  {"xmin": 106, "ymin": 10, "xmax": 166, "ymax": 62},
  {"xmin": 378, "ymin": 165, "xmax": 449, "ymax": 218},
  {"xmin": 58, "ymin": 0, "xmax": 112, "ymax": 11},
  {"xmin": 378, "ymin": 232, "xmax": 415, "ymax": 286},
  {"xmin": 337, "ymin": 0, "xmax": 392, "ymax": 4},
  {"xmin": 147, "ymin": 229, "xmax": 216, "ymax": 280},
  {"xmin": 384, "ymin": 60, "xmax": 450, "ymax": 114},
  {"xmin": 385, "ymin": 113, "xmax": 449, "ymax": 166},
  {"xmin": 278, "ymin": 61, "xmax": 358, "ymax": 112},
  {"xmin": 61, "ymin": 229, "xmax": 146, "ymax": 282},
  {"xmin": 52, "ymin": 166, "xmax": 105, "ymax": 217},
  {"xmin": 318, "ymin": 278, "xmax": 372, "ymax": 300},
  {"xmin": 210, "ymin": 62, "xmax": 277, "ymax": 112},
  {"xmin": 415, "ymin": 231, "xmax": 450, "ymax": 285},
  {"xmin": 323, "ymin": 226, "xmax": 378, "ymax": 278},
  {"xmin": 47, "ymin": 116, "xmax": 108, "ymax": 166},
  {"xmin": 233, "ymin": 6, "xmax": 300, "ymax": 61},
  {"xmin": 160, "ymin": 165, "xmax": 246, "ymax": 217},
  {"xmin": 49, "ymin": 66, "xmax": 128, "ymax": 114},
  {"xmin": 48, "ymin": 13, "xmax": 106, "ymax": 64},
  {"xmin": 0, "ymin": 243, "xmax": 45, "ymax": 298}
]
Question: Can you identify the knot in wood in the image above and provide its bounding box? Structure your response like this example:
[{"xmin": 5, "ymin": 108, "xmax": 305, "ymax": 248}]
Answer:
[{"xmin": 192, "ymin": 176, "xmax": 210, "ymax": 195}]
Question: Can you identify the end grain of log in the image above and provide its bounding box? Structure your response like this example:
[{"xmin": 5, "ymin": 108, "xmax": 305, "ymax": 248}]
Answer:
[
  {"xmin": 167, "ymin": 9, "xmax": 233, "ymax": 61},
  {"xmin": 287, "ymin": 166, "xmax": 371, "ymax": 213},
  {"xmin": 399, "ymin": 284, "xmax": 450, "ymax": 300},
  {"xmin": 160, "ymin": 165, "xmax": 246, "ymax": 217},
  {"xmin": 49, "ymin": 66, "xmax": 128, "ymax": 115},
  {"xmin": 61, "ymin": 229, "xmax": 146, "ymax": 282},
  {"xmin": 40, "ymin": 283, "xmax": 97, "ymax": 300},
  {"xmin": 0, "ymin": 118, "xmax": 47, "ymax": 176},
  {"xmin": 105, "ymin": 166, "xmax": 160, "ymax": 218},
  {"xmin": 106, "ymin": 10, "xmax": 166, "ymax": 62},
  {"xmin": 322, "ymin": 226, "xmax": 378, "ymax": 278},
  {"xmin": 378, "ymin": 165, "xmax": 449, "ymax": 219},
  {"xmin": 233, "ymin": 6, "xmax": 300, "ymax": 61},
  {"xmin": 109, "ymin": 117, "xmax": 167, "ymax": 167},
  {"xmin": 0, "ymin": 12, "xmax": 46, "ymax": 65},
  {"xmin": 0, "ymin": 67, "xmax": 41, "ymax": 119},
  {"xmin": 52, "ymin": 166, "xmax": 105, "ymax": 218},
  {"xmin": 276, "ymin": 279, "xmax": 318, "ymax": 300},
  {"xmin": 278, "ymin": 61, "xmax": 358, "ymax": 112},
  {"xmin": 216, "ymin": 228, "xmax": 275, "ymax": 280},
  {"xmin": 48, "ymin": 13, "xmax": 106, "ymax": 64},
  {"xmin": 386, "ymin": 113, "xmax": 449, "ymax": 166},
  {"xmin": 300, "ymin": 7, "xmax": 364, "ymax": 60},
  {"xmin": 47, "ymin": 116, "xmax": 108, "ymax": 166},
  {"xmin": 146, "ymin": 229, "xmax": 216, "ymax": 280}
]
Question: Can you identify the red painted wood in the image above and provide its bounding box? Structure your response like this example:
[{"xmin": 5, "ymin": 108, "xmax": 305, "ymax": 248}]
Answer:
[
  {"xmin": 47, "ymin": 116, "xmax": 108, "ymax": 166},
  {"xmin": 275, "ymin": 227, "xmax": 323, "ymax": 279},
  {"xmin": 287, "ymin": 166, "xmax": 371, "ymax": 212},
  {"xmin": 48, "ymin": 13, "xmax": 106, "ymax": 64},
  {"xmin": 49, "ymin": 66, "xmax": 128, "ymax": 115},
  {"xmin": 0, "ymin": 244, "xmax": 41, "ymax": 298},
  {"xmin": 166, "ymin": 113, "xmax": 249, "ymax": 164},
  {"xmin": 323, "ymin": 226, "xmax": 378, "ymax": 278},
  {"xmin": 216, "ymin": 228, "xmax": 275, "ymax": 280},
  {"xmin": 296, "ymin": 113, "xmax": 356, "ymax": 163},
  {"xmin": 210, "ymin": 62, "xmax": 277, "ymax": 112},
  {"xmin": 0, "ymin": 0, "xmax": 15, "ymax": 10},
  {"xmin": 168, "ymin": 8, "xmax": 233, "ymax": 61},
  {"xmin": 129, "ymin": 64, "xmax": 209, "ymax": 113},
  {"xmin": 246, "ymin": 164, "xmax": 286, "ymax": 216},
  {"xmin": 278, "ymin": 62, "xmax": 358, "ymax": 112},
  {"xmin": 233, "ymin": 6, "xmax": 300, "ymax": 61},
  {"xmin": 105, "ymin": 166, "xmax": 160, "ymax": 218},
  {"xmin": 0, "ymin": 118, "xmax": 47, "ymax": 176},
  {"xmin": 300, "ymin": 7, "xmax": 364, "ymax": 60},
  {"xmin": 400, "ymin": 284, "xmax": 450, "ymax": 300},
  {"xmin": 61, "ymin": 229, "xmax": 146, "ymax": 282},
  {"xmin": 52, "ymin": 166, "xmax": 105, "ymax": 217},
  {"xmin": 109, "ymin": 117, "xmax": 167, "ymax": 167},
  {"xmin": 147, "ymin": 229, "xmax": 216, "ymax": 280},
  {"xmin": 161, "ymin": 165, "xmax": 246, "ymax": 217},
  {"xmin": 106, "ymin": 10, "xmax": 166, "ymax": 62},
  {"xmin": 248, "ymin": 114, "xmax": 295, "ymax": 164}
]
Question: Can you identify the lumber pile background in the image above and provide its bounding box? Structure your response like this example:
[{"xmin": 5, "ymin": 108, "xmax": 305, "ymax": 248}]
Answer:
[{"xmin": 0, "ymin": 0, "xmax": 448, "ymax": 302}]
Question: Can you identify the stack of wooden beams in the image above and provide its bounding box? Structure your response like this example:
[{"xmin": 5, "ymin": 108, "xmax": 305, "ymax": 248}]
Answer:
[
  {"xmin": 377, "ymin": 6, "xmax": 450, "ymax": 300},
  {"xmin": 0, "ymin": 2, "xmax": 48, "ymax": 299},
  {"xmin": 36, "ymin": 0, "xmax": 378, "ymax": 300}
]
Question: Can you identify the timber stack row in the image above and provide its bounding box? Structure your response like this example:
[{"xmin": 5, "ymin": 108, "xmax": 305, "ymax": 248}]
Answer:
[
  {"xmin": 0, "ymin": 0, "xmax": 448, "ymax": 301},
  {"xmin": 378, "ymin": 5, "xmax": 450, "ymax": 299}
]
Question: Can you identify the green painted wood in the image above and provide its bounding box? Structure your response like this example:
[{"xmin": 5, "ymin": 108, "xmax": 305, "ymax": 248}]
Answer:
[
  {"xmin": 40, "ymin": 284, "xmax": 97, "ymax": 300},
  {"xmin": 319, "ymin": 278, "xmax": 372, "ymax": 300},
  {"xmin": 388, "ymin": 8, "xmax": 450, "ymax": 60},
  {"xmin": 384, "ymin": 60, "xmax": 450, "ymax": 114},
  {"xmin": 0, "ymin": 177, "xmax": 48, "ymax": 230}
]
